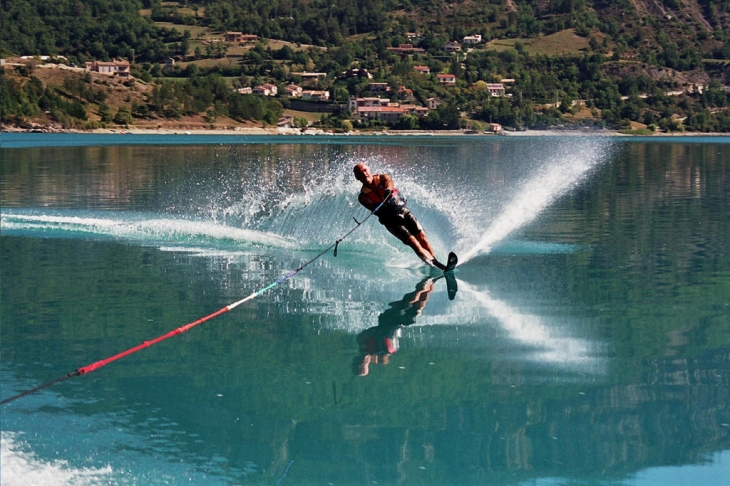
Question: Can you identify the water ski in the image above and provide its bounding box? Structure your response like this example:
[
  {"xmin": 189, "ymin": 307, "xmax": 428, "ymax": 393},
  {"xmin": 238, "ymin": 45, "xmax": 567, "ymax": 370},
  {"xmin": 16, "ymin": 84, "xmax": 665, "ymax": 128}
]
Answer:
[{"xmin": 443, "ymin": 252, "xmax": 458, "ymax": 273}]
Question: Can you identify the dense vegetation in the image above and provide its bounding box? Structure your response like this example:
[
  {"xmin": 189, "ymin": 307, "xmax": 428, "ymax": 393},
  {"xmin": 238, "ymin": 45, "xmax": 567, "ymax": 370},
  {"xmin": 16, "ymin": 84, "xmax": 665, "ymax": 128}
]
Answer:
[{"xmin": 1, "ymin": 0, "xmax": 730, "ymax": 132}]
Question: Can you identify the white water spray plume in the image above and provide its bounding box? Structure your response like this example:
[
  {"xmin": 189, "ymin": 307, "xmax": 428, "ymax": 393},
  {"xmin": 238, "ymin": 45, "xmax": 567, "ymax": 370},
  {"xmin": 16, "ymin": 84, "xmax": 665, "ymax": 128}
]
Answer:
[{"xmin": 459, "ymin": 138, "xmax": 612, "ymax": 262}]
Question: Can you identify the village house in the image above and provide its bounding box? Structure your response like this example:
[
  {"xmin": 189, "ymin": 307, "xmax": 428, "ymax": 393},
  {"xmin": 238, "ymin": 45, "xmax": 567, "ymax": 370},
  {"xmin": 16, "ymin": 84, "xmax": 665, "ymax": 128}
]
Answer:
[
  {"xmin": 291, "ymin": 72, "xmax": 328, "ymax": 85},
  {"xmin": 413, "ymin": 65, "xmax": 430, "ymax": 75},
  {"xmin": 341, "ymin": 68, "xmax": 373, "ymax": 79},
  {"xmin": 353, "ymin": 106, "xmax": 405, "ymax": 124},
  {"xmin": 301, "ymin": 90, "xmax": 330, "ymax": 101},
  {"xmin": 427, "ymin": 98, "xmax": 443, "ymax": 110},
  {"xmin": 486, "ymin": 83, "xmax": 506, "ymax": 97},
  {"xmin": 443, "ymin": 42, "xmax": 462, "ymax": 53},
  {"xmin": 348, "ymin": 97, "xmax": 389, "ymax": 113},
  {"xmin": 85, "ymin": 60, "xmax": 130, "ymax": 77},
  {"xmin": 368, "ymin": 82, "xmax": 390, "ymax": 93},
  {"xmin": 397, "ymin": 85, "xmax": 414, "ymax": 101},
  {"xmin": 236, "ymin": 87, "xmax": 253, "ymax": 94},
  {"xmin": 277, "ymin": 115, "xmax": 294, "ymax": 128},
  {"xmin": 225, "ymin": 32, "xmax": 259, "ymax": 44},
  {"xmin": 386, "ymin": 44, "xmax": 426, "ymax": 55},
  {"xmin": 349, "ymin": 96, "xmax": 430, "ymax": 124},
  {"xmin": 253, "ymin": 83, "xmax": 278, "ymax": 96},
  {"xmin": 284, "ymin": 84, "xmax": 303, "ymax": 97},
  {"xmin": 436, "ymin": 74, "xmax": 456, "ymax": 85},
  {"xmin": 463, "ymin": 35, "xmax": 482, "ymax": 44},
  {"xmin": 400, "ymin": 104, "xmax": 430, "ymax": 117}
]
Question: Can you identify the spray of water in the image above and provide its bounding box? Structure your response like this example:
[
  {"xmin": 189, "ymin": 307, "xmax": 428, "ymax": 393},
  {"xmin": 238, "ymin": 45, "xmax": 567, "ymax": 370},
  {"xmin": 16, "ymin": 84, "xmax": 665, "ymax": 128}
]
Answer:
[
  {"xmin": 1, "ymin": 432, "xmax": 114, "ymax": 486},
  {"xmin": 458, "ymin": 137, "xmax": 613, "ymax": 263},
  {"xmin": 0, "ymin": 139, "xmax": 613, "ymax": 265}
]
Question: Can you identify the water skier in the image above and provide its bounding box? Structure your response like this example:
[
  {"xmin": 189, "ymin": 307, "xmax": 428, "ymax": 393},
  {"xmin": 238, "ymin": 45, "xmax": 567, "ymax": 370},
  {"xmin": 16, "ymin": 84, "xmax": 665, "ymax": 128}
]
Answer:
[{"xmin": 353, "ymin": 163, "xmax": 450, "ymax": 270}]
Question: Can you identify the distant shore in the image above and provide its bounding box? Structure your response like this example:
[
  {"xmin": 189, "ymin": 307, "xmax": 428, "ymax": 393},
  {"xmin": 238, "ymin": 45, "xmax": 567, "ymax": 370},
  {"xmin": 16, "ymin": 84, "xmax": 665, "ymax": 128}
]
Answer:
[{"xmin": 3, "ymin": 125, "xmax": 729, "ymax": 138}]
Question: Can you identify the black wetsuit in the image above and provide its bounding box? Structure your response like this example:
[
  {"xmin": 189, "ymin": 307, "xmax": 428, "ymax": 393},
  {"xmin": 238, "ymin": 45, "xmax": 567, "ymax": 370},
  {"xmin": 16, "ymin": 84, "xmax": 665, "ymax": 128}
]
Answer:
[{"xmin": 375, "ymin": 192, "xmax": 424, "ymax": 243}]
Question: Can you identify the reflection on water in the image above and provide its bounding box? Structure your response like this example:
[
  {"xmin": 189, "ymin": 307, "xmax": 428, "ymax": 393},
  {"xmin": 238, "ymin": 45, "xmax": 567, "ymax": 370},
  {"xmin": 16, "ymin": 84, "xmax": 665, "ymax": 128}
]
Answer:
[
  {"xmin": 1, "ymin": 136, "xmax": 729, "ymax": 485},
  {"xmin": 354, "ymin": 277, "xmax": 441, "ymax": 376},
  {"xmin": 460, "ymin": 280, "xmax": 605, "ymax": 373}
]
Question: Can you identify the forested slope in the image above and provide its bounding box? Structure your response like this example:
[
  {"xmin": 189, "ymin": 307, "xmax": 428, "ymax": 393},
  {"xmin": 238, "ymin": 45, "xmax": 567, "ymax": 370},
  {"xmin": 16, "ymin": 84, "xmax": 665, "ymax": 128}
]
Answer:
[{"xmin": 2, "ymin": 0, "xmax": 729, "ymax": 132}]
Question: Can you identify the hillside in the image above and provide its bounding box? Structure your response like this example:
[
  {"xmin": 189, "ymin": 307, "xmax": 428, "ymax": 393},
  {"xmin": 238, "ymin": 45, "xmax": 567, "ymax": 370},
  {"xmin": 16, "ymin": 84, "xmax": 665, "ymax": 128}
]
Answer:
[
  {"xmin": 1, "ymin": 0, "xmax": 729, "ymax": 133},
  {"xmin": 0, "ymin": 63, "xmax": 260, "ymax": 132}
]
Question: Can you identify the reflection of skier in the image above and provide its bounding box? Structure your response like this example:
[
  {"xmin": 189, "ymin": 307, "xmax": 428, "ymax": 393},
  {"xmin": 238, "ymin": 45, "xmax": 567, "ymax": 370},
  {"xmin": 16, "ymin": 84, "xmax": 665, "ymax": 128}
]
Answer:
[{"xmin": 354, "ymin": 277, "xmax": 437, "ymax": 376}]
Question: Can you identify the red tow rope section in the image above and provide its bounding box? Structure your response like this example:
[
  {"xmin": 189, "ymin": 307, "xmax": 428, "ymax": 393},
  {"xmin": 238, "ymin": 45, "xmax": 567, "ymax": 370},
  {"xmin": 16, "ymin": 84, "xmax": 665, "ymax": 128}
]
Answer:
[
  {"xmin": 76, "ymin": 306, "xmax": 231, "ymax": 375},
  {"xmin": 1, "ymin": 305, "xmax": 235, "ymax": 406},
  {"xmin": 1, "ymin": 198, "xmax": 389, "ymax": 406}
]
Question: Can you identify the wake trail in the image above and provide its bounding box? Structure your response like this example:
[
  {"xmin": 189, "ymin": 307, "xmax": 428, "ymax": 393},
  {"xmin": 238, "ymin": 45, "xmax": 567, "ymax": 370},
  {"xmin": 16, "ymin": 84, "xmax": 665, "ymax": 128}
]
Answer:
[{"xmin": 0, "ymin": 210, "xmax": 295, "ymax": 253}]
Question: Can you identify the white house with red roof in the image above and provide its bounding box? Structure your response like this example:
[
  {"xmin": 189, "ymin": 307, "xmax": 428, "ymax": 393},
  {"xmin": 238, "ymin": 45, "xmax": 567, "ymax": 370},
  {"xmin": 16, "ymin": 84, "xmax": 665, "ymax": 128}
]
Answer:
[{"xmin": 436, "ymin": 73, "xmax": 456, "ymax": 85}]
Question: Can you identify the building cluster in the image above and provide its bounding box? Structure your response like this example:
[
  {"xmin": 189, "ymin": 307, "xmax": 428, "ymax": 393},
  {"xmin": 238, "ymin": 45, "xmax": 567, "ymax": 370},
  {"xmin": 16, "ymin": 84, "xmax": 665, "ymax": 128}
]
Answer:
[
  {"xmin": 79, "ymin": 32, "xmax": 506, "ymax": 129},
  {"xmin": 237, "ymin": 82, "xmax": 331, "ymax": 101},
  {"xmin": 343, "ymin": 94, "xmax": 502, "ymax": 131},
  {"xmin": 347, "ymin": 96, "xmax": 430, "ymax": 124}
]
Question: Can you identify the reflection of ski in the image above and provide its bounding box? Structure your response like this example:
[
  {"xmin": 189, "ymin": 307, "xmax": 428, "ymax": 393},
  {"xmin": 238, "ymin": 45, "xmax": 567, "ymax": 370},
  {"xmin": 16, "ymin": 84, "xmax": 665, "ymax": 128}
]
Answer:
[
  {"xmin": 443, "ymin": 252, "xmax": 458, "ymax": 300},
  {"xmin": 444, "ymin": 271, "xmax": 458, "ymax": 300}
]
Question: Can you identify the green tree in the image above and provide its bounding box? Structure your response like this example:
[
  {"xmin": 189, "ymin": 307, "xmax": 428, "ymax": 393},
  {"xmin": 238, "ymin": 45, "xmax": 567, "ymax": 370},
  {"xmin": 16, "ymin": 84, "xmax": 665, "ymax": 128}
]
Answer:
[
  {"xmin": 293, "ymin": 116, "xmax": 309, "ymax": 128},
  {"xmin": 113, "ymin": 105, "xmax": 134, "ymax": 125},
  {"xmin": 395, "ymin": 114, "xmax": 419, "ymax": 129},
  {"xmin": 340, "ymin": 119, "xmax": 353, "ymax": 131},
  {"xmin": 422, "ymin": 104, "xmax": 461, "ymax": 130},
  {"xmin": 99, "ymin": 102, "xmax": 113, "ymax": 123}
]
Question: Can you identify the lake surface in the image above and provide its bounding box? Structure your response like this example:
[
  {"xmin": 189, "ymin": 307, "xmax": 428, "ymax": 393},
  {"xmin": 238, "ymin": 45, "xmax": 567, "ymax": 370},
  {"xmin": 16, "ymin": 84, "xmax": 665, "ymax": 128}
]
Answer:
[{"xmin": 1, "ymin": 133, "xmax": 729, "ymax": 485}]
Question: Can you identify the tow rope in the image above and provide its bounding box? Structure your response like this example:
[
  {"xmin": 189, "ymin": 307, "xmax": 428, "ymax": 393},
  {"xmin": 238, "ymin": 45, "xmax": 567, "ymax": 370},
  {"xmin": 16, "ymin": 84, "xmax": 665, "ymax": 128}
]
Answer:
[{"xmin": 1, "ymin": 197, "xmax": 389, "ymax": 406}]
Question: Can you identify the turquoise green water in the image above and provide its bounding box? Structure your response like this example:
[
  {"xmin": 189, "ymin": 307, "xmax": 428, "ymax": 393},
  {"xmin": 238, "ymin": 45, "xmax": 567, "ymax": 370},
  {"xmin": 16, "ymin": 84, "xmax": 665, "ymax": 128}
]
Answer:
[{"xmin": 1, "ymin": 134, "xmax": 729, "ymax": 485}]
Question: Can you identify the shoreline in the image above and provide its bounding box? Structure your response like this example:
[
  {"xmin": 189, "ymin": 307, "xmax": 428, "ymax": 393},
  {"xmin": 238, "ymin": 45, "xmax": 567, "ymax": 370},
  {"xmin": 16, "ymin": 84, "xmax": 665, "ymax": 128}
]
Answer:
[{"xmin": 2, "ymin": 125, "xmax": 729, "ymax": 138}]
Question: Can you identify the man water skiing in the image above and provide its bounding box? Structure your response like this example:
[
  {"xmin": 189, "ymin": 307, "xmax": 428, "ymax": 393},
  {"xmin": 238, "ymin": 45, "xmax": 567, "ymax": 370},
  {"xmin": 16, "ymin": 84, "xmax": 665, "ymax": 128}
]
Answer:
[{"xmin": 353, "ymin": 163, "xmax": 454, "ymax": 271}]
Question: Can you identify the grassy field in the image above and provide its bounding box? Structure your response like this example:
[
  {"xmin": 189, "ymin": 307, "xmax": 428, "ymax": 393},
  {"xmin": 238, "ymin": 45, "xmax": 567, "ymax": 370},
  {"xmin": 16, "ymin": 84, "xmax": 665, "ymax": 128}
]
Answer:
[
  {"xmin": 151, "ymin": 22, "xmax": 213, "ymax": 39},
  {"xmin": 486, "ymin": 29, "xmax": 592, "ymax": 56},
  {"xmin": 282, "ymin": 109, "xmax": 324, "ymax": 124},
  {"xmin": 146, "ymin": 15, "xmax": 327, "ymax": 71},
  {"xmin": 140, "ymin": 1, "xmax": 204, "ymax": 20},
  {"xmin": 174, "ymin": 57, "xmax": 243, "ymax": 70}
]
